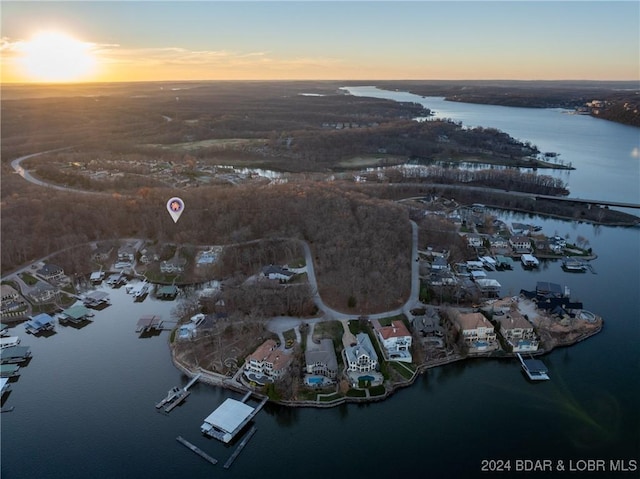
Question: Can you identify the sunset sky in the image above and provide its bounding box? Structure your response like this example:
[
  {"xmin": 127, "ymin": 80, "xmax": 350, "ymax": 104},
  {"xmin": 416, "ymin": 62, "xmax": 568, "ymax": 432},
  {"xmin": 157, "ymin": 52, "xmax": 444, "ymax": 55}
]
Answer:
[{"xmin": 1, "ymin": 1, "xmax": 639, "ymax": 83}]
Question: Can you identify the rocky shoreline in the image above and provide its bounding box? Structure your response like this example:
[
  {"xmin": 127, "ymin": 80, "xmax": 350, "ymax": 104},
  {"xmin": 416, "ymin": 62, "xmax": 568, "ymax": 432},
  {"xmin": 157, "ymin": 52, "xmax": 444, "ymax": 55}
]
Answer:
[{"xmin": 169, "ymin": 315, "xmax": 603, "ymax": 409}]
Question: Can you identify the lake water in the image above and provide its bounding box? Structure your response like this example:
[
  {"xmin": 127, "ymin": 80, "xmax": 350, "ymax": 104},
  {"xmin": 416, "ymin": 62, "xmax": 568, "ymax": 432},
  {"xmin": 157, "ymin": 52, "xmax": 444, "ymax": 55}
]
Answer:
[
  {"xmin": 2, "ymin": 90, "xmax": 639, "ymax": 478},
  {"xmin": 343, "ymin": 86, "xmax": 640, "ymax": 207}
]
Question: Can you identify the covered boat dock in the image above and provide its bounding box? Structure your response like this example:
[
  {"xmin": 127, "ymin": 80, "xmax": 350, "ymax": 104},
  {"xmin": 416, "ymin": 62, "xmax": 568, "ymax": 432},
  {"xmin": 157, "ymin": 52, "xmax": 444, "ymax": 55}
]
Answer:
[
  {"xmin": 200, "ymin": 394, "xmax": 268, "ymax": 443},
  {"xmin": 136, "ymin": 315, "xmax": 163, "ymax": 333},
  {"xmin": 59, "ymin": 305, "xmax": 92, "ymax": 324}
]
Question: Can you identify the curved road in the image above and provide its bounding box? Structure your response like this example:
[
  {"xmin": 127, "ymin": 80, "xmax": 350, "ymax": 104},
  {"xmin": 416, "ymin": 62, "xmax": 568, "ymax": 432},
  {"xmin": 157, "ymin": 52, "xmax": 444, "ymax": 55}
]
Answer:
[
  {"xmin": 9, "ymin": 148, "xmax": 99, "ymax": 195},
  {"xmin": 10, "ymin": 149, "xmax": 423, "ymax": 346}
]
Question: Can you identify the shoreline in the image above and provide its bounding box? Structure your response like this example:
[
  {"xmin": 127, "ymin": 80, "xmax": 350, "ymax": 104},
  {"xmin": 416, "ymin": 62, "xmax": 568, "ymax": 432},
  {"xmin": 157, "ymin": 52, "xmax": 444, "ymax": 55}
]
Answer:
[{"xmin": 169, "ymin": 320, "xmax": 603, "ymax": 409}]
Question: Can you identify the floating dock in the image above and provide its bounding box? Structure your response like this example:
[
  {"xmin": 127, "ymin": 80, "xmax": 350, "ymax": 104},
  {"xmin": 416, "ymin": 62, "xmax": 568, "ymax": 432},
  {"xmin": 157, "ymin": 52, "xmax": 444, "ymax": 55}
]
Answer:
[
  {"xmin": 224, "ymin": 425, "xmax": 257, "ymax": 469},
  {"xmin": 156, "ymin": 373, "xmax": 200, "ymax": 412},
  {"xmin": 176, "ymin": 436, "xmax": 217, "ymax": 465}
]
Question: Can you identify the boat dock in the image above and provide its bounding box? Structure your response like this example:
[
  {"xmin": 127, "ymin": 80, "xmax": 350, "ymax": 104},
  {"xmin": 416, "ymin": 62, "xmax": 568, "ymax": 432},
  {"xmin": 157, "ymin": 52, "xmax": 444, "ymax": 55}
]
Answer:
[
  {"xmin": 156, "ymin": 373, "xmax": 201, "ymax": 412},
  {"xmin": 1, "ymin": 346, "xmax": 32, "ymax": 364},
  {"xmin": 223, "ymin": 425, "xmax": 257, "ymax": 469},
  {"xmin": 517, "ymin": 353, "xmax": 550, "ymax": 381},
  {"xmin": 176, "ymin": 436, "xmax": 217, "ymax": 465},
  {"xmin": 200, "ymin": 393, "xmax": 268, "ymax": 443}
]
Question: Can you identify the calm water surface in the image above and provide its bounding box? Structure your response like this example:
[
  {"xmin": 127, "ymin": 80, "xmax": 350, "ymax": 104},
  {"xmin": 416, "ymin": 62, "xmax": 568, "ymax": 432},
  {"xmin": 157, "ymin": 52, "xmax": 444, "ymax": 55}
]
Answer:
[
  {"xmin": 344, "ymin": 86, "xmax": 640, "ymax": 206},
  {"xmin": 2, "ymin": 92, "xmax": 639, "ymax": 478}
]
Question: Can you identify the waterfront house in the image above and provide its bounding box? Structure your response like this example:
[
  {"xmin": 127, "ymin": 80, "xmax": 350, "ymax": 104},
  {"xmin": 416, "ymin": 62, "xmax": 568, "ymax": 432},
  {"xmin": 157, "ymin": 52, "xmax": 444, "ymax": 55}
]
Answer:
[
  {"xmin": 25, "ymin": 313, "xmax": 56, "ymax": 334},
  {"xmin": 28, "ymin": 283, "xmax": 56, "ymax": 303},
  {"xmin": 475, "ymin": 278, "xmax": 501, "ymax": 296},
  {"xmin": 495, "ymin": 311, "xmax": 539, "ymax": 352},
  {"xmin": 244, "ymin": 339, "xmax": 292, "ymax": 381},
  {"xmin": 465, "ymin": 233, "xmax": 483, "ymax": 249},
  {"xmin": 509, "ymin": 235, "xmax": 532, "ymax": 252},
  {"xmin": 489, "ymin": 235, "xmax": 509, "ymax": 250},
  {"xmin": 344, "ymin": 333, "xmax": 378, "ymax": 373},
  {"xmin": 305, "ymin": 338, "xmax": 338, "ymax": 379},
  {"xmin": 160, "ymin": 257, "xmax": 186, "ymax": 274},
  {"xmin": 36, "ymin": 263, "xmax": 64, "ymax": 282},
  {"xmin": 454, "ymin": 312, "xmax": 497, "ymax": 347},
  {"xmin": 91, "ymin": 243, "xmax": 114, "ymax": 263},
  {"xmin": 373, "ymin": 320, "xmax": 412, "ymax": 362}
]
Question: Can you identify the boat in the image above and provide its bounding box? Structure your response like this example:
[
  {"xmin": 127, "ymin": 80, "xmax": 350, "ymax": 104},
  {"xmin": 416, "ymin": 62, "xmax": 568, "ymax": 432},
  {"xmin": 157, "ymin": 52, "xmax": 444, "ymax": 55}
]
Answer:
[
  {"xmin": 517, "ymin": 353, "xmax": 549, "ymax": 381},
  {"xmin": 131, "ymin": 282, "xmax": 149, "ymax": 301},
  {"xmin": 561, "ymin": 257, "xmax": 588, "ymax": 272},
  {"xmin": 521, "ymin": 254, "xmax": 540, "ymax": 268},
  {"xmin": 155, "ymin": 386, "xmax": 183, "ymax": 409}
]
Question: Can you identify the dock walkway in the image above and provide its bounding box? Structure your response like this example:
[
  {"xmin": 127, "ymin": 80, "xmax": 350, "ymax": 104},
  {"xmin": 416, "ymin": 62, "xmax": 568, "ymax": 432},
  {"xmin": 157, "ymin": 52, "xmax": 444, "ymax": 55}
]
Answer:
[
  {"xmin": 224, "ymin": 426, "xmax": 257, "ymax": 469},
  {"xmin": 176, "ymin": 436, "xmax": 217, "ymax": 465}
]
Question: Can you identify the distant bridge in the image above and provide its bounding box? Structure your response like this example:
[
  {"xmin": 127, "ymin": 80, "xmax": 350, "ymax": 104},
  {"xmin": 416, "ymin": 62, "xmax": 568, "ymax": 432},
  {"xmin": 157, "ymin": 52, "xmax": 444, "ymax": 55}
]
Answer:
[{"xmin": 533, "ymin": 194, "xmax": 640, "ymax": 210}]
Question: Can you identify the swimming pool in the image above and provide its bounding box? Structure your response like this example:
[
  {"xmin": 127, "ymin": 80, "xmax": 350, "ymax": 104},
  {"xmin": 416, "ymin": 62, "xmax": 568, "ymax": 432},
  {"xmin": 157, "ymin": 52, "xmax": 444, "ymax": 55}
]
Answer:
[
  {"xmin": 306, "ymin": 376, "xmax": 324, "ymax": 385},
  {"xmin": 358, "ymin": 375, "xmax": 375, "ymax": 382}
]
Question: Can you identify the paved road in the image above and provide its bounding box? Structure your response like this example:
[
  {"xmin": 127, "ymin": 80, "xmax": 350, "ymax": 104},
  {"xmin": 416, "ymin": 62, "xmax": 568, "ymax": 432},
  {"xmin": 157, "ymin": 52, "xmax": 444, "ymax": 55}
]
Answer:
[
  {"xmin": 9, "ymin": 147, "xmax": 100, "ymax": 195},
  {"xmin": 266, "ymin": 221, "xmax": 422, "ymax": 347}
]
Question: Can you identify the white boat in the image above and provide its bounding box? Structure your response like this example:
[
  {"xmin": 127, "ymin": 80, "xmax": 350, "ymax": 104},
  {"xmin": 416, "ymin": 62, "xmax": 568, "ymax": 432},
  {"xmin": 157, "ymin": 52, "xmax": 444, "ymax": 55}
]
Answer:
[
  {"xmin": 0, "ymin": 337, "xmax": 20, "ymax": 350},
  {"xmin": 517, "ymin": 353, "xmax": 549, "ymax": 381},
  {"xmin": 521, "ymin": 254, "xmax": 540, "ymax": 268}
]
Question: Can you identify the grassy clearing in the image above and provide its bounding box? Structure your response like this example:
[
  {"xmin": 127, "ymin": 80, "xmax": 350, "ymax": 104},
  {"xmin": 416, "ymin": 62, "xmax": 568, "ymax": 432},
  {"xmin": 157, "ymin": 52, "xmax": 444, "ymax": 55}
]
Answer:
[
  {"xmin": 390, "ymin": 361, "xmax": 415, "ymax": 380},
  {"xmin": 20, "ymin": 273, "xmax": 38, "ymax": 286},
  {"xmin": 145, "ymin": 138, "xmax": 268, "ymax": 152}
]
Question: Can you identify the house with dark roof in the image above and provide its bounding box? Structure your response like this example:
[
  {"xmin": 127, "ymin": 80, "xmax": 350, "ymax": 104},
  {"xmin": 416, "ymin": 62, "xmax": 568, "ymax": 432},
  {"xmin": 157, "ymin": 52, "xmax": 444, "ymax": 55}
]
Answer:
[
  {"xmin": 305, "ymin": 339, "xmax": 338, "ymax": 379},
  {"xmin": 261, "ymin": 265, "xmax": 295, "ymax": 282},
  {"xmin": 36, "ymin": 263, "xmax": 64, "ymax": 282}
]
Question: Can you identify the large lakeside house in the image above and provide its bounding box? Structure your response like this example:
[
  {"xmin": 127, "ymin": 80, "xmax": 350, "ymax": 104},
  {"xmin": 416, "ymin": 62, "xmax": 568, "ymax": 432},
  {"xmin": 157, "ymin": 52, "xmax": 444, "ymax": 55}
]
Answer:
[
  {"xmin": 373, "ymin": 320, "xmax": 413, "ymax": 363},
  {"xmin": 305, "ymin": 338, "xmax": 338, "ymax": 379},
  {"xmin": 344, "ymin": 333, "xmax": 378, "ymax": 372},
  {"xmin": 495, "ymin": 310, "xmax": 539, "ymax": 353},
  {"xmin": 453, "ymin": 311, "xmax": 499, "ymax": 352},
  {"xmin": 244, "ymin": 339, "xmax": 292, "ymax": 382}
]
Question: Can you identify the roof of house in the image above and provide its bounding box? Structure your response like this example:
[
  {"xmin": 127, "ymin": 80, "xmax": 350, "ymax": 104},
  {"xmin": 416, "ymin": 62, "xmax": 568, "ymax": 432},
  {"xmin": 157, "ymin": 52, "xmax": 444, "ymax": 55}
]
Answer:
[
  {"xmin": 510, "ymin": 235, "xmax": 531, "ymax": 243},
  {"xmin": 497, "ymin": 312, "xmax": 533, "ymax": 331},
  {"xmin": 377, "ymin": 320, "xmax": 411, "ymax": 340},
  {"xmin": 261, "ymin": 265, "xmax": 295, "ymax": 277},
  {"xmin": 37, "ymin": 263, "xmax": 63, "ymax": 276},
  {"xmin": 305, "ymin": 338, "xmax": 338, "ymax": 370},
  {"xmin": 248, "ymin": 339, "xmax": 278, "ymax": 362},
  {"xmin": 456, "ymin": 312, "xmax": 493, "ymax": 331},
  {"xmin": 345, "ymin": 333, "xmax": 377, "ymax": 363}
]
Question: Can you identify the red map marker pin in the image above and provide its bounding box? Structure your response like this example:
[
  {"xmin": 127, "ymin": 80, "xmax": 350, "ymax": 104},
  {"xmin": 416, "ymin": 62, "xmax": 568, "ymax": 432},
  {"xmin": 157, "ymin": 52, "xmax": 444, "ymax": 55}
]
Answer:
[{"xmin": 166, "ymin": 197, "xmax": 185, "ymax": 223}]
